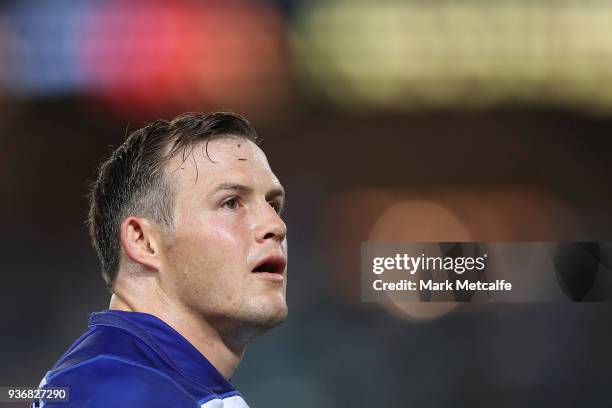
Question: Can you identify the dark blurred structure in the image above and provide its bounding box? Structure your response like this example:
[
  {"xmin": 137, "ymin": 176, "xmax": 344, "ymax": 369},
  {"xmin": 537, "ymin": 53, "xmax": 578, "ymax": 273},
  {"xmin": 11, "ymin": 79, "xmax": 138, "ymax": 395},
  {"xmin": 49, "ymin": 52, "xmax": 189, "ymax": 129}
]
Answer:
[{"xmin": 1, "ymin": 1, "xmax": 612, "ymax": 407}]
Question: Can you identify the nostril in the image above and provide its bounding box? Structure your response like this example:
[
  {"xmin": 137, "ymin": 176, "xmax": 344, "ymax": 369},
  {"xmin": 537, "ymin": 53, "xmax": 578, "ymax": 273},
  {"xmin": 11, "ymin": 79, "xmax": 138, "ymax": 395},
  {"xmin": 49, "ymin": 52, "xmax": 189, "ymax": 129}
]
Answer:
[{"xmin": 263, "ymin": 232, "xmax": 276, "ymax": 240}]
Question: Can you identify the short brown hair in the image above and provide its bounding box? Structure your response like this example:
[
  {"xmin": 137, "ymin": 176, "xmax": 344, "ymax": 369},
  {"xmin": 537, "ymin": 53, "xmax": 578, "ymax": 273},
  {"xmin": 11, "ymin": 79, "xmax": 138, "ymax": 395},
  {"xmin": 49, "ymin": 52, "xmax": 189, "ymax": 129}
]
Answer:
[{"xmin": 87, "ymin": 112, "xmax": 258, "ymax": 288}]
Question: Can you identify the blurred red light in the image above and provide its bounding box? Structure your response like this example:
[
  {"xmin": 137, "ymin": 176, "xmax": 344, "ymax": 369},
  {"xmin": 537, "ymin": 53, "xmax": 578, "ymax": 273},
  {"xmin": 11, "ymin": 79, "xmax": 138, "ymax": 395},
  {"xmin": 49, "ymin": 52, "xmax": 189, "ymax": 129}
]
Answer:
[{"xmin": 78, "ymin": 0, "xmax": 288, "ymax": 119}]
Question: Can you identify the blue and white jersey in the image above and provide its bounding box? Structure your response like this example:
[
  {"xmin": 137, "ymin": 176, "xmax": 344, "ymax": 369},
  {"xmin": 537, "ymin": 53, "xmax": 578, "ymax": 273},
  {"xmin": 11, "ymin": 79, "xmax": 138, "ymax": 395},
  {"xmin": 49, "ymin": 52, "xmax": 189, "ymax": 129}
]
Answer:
[{"xmin": 33, "ymin": 310, "xmax": 250, "ymax": 407}]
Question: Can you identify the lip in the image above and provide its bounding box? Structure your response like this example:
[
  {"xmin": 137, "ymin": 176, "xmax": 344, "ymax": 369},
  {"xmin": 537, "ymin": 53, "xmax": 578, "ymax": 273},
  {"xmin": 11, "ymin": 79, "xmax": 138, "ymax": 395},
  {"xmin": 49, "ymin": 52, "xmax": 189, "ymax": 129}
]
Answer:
[
  {"xmin": 252, "ymin": 255, "xmax": 287, "ymax": 282},
  {"xmin": 253, "ymin": 271, "xmax": 285, "ymax": 282}
]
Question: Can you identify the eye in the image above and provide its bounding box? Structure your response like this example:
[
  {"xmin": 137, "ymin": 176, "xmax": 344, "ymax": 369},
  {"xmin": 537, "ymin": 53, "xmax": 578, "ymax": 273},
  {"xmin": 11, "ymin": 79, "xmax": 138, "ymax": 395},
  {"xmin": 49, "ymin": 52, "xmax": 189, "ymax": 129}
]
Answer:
[
  {"xmin": 222, "ymin": 197, "xmax": 241, "ymax": 210},
  {"xmin": 269, "ymin": 200, "xmax": 283, "ymax": 214}
]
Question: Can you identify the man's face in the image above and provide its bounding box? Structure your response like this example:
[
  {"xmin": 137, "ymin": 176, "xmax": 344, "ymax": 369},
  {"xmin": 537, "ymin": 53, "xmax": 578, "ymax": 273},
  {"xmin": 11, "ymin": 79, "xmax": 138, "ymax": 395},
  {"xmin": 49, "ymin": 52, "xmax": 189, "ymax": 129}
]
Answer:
[{"xmin": 161, "ymin": 137, "xmax": 288, "ymax": 336}]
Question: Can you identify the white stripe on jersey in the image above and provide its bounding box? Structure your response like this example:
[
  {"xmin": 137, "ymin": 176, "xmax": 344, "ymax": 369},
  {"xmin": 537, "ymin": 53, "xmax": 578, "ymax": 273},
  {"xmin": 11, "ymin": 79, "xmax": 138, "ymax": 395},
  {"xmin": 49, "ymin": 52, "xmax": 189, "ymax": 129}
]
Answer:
[{"xmin": 200, "ymin": 395, "xmax": 250, "ymax": 408}]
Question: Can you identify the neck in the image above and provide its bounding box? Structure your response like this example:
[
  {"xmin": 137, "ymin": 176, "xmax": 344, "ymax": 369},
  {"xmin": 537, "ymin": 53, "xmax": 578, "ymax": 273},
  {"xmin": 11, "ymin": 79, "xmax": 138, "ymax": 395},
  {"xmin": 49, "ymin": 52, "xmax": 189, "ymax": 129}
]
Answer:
[{"xmin": 109, "ymin": 292, "xmax": 245, "ymax": 379}]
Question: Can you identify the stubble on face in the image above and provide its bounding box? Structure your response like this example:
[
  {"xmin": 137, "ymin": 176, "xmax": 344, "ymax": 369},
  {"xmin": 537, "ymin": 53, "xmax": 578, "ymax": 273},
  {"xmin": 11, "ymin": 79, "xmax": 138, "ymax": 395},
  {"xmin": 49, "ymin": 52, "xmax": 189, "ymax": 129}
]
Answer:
[{"xmin": 159, "ymin": 137, "xmax": 288, "ymax": 342}]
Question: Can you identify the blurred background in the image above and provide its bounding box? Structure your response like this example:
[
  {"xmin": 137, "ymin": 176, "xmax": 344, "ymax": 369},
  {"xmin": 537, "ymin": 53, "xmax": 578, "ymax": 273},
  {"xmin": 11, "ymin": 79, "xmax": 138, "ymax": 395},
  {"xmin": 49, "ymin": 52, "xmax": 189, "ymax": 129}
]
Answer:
[{"xmin": 1, "ymin": 0, "xmax": 612, "ymax": 406}]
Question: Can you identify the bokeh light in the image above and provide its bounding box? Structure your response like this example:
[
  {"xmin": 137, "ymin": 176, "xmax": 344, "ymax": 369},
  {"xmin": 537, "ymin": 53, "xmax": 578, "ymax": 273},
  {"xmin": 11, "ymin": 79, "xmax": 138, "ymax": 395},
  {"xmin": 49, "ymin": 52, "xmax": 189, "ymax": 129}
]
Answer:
[
  {"xmin": 79, "ymin": 0, "xmax": 289, "ymax": 118},
  {"xmin": 293, "ymin": 1, "xmax": 612, "ymax": 113},
  {"xmin": 2, "ymin": 0, "xmax": 93, "ymax": 97},
  {"xmin": 320, "ymin": 185, "xmax": 580, "ymax": 320},
  {"xmin": 0, "ymin": 0, "xmax": 289, "ymax": 118},
  {"xmin": 369, "ymin": 199, "xmax": 468, "ymax": 320}
]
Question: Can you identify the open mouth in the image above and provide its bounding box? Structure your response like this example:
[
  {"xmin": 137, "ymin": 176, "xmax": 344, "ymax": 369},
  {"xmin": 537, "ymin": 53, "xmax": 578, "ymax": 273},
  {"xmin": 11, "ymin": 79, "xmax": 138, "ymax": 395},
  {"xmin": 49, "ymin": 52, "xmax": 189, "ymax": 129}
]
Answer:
[{"xmin": 252, "ymin": 256, "xmax": 286, "ymax": 276}]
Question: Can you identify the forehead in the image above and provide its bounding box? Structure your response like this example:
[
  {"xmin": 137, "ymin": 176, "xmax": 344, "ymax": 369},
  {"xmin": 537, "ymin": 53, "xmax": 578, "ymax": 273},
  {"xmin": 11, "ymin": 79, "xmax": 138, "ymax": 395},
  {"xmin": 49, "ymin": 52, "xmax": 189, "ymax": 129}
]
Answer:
[{"xmin": 169, "ymin": 137, "xmax": 281, "ymax": 191}]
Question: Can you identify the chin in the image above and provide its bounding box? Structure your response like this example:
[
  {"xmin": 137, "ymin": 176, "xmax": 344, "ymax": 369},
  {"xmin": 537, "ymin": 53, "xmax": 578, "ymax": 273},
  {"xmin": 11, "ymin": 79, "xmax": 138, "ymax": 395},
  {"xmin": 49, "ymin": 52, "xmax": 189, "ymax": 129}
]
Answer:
[
  {"xmin": 204, "ymin": 298, "xmax": 288, "ymax": 346},
  {"xmin": 248, "ymin": 297, "xmax": 288, "ymax": 330}
]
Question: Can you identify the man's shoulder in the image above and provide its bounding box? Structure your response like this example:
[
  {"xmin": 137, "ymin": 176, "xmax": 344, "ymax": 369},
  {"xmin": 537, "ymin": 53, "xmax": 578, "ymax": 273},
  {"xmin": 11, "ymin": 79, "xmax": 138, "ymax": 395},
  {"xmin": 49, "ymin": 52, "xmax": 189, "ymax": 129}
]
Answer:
[
  {"xmin": 50, "ymin": 322, "xmax": 159, "ymax": 373},
  {"xmin": 40, "ymin": 354, "xmax": 250, "ymax": 408},
  {"xmin": 40, "ymin": 325, "xmax": 198, "ymax": 407},
  {"xmin": 37, "ymin": 314, "xmax": 251, "ymax": 407},
  {"xmin": 40, "ymin": 354, "xmax": 198, "ymax": 407}
]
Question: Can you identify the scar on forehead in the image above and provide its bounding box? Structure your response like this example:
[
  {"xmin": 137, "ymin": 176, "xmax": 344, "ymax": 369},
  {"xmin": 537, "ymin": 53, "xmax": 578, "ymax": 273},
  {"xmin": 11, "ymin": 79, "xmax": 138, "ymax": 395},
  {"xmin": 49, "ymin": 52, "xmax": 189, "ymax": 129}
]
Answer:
[{"xmin": 238, "ymin": 158, "xmax": 247, "ymax": 161}]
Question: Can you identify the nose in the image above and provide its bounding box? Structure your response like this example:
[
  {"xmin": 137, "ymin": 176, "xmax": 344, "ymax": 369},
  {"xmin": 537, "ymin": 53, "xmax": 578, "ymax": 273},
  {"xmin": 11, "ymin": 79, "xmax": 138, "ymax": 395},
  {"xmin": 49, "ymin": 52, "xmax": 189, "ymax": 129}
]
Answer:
[{"xmin": 254, "ymin": 203, "xmax": 287, "ymax": 243}]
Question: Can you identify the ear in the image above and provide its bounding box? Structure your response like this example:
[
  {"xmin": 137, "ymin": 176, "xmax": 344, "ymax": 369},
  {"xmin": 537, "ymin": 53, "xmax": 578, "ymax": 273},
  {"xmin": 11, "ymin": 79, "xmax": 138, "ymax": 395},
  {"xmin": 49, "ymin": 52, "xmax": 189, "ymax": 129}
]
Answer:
[{"xmin": 120, "ymin": 216, "xmax": 163, "ymax": 271}]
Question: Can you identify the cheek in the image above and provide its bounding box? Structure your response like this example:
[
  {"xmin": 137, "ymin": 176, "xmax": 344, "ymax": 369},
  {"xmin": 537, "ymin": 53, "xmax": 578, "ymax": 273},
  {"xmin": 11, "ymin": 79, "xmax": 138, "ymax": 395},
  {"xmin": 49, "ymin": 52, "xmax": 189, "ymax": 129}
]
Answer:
[
  {"xmin": 166, "ymin": 217, "xmax": 250, "ymax": 302},
  {"xmin": 171, "ymin": 214, "xmax": 250, "ymax": 272},
  {"xmin": 204, "ymin": 215, "xmax": 250, "ymax": 252}
]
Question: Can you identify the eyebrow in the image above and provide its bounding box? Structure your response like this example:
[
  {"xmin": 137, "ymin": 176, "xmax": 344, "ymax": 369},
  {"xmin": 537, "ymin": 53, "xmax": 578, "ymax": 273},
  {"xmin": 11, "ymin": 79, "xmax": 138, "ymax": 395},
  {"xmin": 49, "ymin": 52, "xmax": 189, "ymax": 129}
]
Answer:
[{"xmin": 212, "ymin": 182, "xmax": 285, "ymax": 201}]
